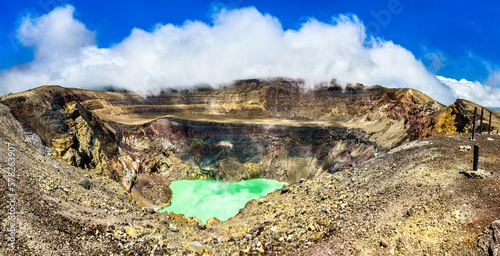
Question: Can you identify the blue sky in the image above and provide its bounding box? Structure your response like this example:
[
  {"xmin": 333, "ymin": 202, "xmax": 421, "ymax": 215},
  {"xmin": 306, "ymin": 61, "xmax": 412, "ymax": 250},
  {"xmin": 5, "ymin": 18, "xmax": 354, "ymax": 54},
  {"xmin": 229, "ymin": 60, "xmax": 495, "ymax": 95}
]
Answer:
[{"xmin": 1, "ymin": 0, "xmax": 500, "ymax": 107}]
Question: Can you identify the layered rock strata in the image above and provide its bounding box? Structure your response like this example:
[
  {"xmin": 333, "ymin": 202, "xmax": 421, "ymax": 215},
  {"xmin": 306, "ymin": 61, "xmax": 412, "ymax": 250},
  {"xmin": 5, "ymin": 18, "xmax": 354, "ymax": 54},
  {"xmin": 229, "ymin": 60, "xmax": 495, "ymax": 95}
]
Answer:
[{"xmin": 2, "ymin": 78, "xmax": 497, "ymax": 207}]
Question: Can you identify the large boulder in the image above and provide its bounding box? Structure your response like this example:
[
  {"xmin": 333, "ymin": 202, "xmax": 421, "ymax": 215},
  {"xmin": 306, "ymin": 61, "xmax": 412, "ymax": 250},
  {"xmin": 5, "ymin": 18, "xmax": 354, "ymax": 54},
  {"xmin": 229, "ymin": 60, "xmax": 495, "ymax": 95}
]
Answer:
[{"xmin": 479, "ymin": 220, "xmax": 500, "ymax": 256}]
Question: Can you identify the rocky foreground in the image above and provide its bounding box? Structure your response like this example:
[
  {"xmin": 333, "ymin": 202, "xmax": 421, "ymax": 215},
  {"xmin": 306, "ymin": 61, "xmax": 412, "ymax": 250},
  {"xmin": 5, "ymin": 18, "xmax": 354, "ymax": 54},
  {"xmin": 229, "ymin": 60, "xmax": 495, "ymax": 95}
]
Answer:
[{"xmin": 1, "ymin": 98, "xmax": 500, "ymax": 255}]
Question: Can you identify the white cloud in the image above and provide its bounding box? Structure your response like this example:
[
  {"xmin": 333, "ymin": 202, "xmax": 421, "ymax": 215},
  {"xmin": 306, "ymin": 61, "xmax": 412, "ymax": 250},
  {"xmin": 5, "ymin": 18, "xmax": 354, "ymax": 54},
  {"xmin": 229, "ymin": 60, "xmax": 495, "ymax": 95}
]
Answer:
[
  {"xmin": 16, "ymin": 5, "xmax": 95, "ymax": 59},
  {"xmin": 0, "ymin": 5, "xmax": 459, "ymax": 105},
  {"xmin": 438, "ymin": 76, "xmax": 500, "ymax": 108}
]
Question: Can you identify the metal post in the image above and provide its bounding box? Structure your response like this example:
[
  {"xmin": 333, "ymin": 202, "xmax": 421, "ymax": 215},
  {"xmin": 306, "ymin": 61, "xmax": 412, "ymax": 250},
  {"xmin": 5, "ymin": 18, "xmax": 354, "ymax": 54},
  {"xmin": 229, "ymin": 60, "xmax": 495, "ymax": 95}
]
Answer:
[
  {"xmin": 471, "ymin": 107, "xmax": 477, "ymax": 140},
  {"xmin": 479, "ymin": 108, "xmax": 484, "ymax": 134},
  {"xmin": 489, "ymin": 111, "xmax": 492, "ymax": 135},
  {"xmin": 473, "ymin": 145, "xmax": 479, "ymax": 171}
]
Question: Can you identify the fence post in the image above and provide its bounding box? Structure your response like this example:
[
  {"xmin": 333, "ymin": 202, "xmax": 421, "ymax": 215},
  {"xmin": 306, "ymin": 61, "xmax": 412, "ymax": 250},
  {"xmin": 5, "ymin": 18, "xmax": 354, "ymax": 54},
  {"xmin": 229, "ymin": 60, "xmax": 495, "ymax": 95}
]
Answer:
[
  {"xmin": 489, "ymin": 111, "xmax": 492, "ymax": 135},
  {"xmin": 479, "ymin": 108, "xmax": 484, "ymax": 134},
  {"xmin": 471, "ymin": 107, "xmax": 477, "ymax": 141},
  {"xmin": 473, "ymin": 145, "xmax": 479, "ymax": 171}
]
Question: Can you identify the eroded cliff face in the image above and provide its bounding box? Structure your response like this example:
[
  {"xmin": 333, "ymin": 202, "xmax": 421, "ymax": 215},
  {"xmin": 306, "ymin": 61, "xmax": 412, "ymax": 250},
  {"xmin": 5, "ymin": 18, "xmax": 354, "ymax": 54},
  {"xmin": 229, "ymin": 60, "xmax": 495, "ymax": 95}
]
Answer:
[
  {"xmin": 1, "ymin": 87, "xmax": 118, "ymax": 173},
  {"xmin": 2, "ymin": 78, "xmax": 488, "ymax": 207}
]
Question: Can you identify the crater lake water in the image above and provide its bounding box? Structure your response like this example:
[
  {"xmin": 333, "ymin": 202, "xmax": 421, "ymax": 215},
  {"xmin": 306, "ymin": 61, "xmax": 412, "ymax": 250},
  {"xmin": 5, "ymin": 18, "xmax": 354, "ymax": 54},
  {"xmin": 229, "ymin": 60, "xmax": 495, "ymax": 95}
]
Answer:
[{"xmin": 159, "ymin": 179, "xmax": 285, "ymax": 224}]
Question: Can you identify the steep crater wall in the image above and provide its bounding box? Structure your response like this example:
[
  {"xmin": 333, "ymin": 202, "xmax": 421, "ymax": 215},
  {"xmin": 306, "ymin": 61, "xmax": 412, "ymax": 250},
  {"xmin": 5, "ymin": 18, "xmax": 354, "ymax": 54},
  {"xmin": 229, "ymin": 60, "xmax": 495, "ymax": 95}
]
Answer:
[
  {"xmin": 3, "ymin": 79, "xmax": 480, "ymax": 209},
  {"xmin": 115, "ymin": 117, "xmax": 379, "ymax": 184}
]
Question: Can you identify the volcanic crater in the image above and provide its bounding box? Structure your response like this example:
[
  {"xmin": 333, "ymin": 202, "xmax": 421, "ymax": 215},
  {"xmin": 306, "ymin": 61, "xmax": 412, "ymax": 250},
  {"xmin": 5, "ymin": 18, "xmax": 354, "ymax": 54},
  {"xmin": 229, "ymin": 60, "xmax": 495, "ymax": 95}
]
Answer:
[{"xmin": 0, "ymin": 78, "xmax": 499, "ymax": 255}]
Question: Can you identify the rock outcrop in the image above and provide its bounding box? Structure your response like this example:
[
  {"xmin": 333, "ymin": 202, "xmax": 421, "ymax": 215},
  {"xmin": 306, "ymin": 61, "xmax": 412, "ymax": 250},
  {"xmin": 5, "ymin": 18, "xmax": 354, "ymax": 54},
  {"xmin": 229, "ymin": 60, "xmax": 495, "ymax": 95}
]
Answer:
[
  {"xmin": 436, "ymin": 99, "xmax": 500, "ymax": 135},
  {"xmin": 0, "ymin": 86, "xmax": 118, "ymax": 175}
]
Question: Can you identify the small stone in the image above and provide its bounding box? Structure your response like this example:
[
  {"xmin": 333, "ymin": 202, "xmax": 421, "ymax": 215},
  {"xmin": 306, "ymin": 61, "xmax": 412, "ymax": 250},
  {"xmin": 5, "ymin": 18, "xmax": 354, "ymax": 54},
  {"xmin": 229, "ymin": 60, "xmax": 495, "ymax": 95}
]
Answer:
[
  {"xmin": 380, "ymin": 239, "xmax": 389, "ymax": 247},
  {"xmin": 407, "ymin": 208, "xmax": 415, "ymax": 217},
  {"xmin": 218, "ymin": 234, "xmax": 230, "ymax": 243},
  {"xmin": 188, "ymin": 241, "xmax": 205, "ymax": 254},
  {"xmin": 257, "ymin": 246, "xmax": 265, "ymax": 253},
  {"xmin": 80, "ymin": 179, "xmax": 92, "ymax": 190},
  {"xmin": 314, "ymin": 232, "xmax": 323, "ymax": 241},
  {"xmin": 281, "ymin": 185, "xmax": 290, "ymax": 194},
  {"xmin": 169, "ymin": 224, "xmax": 179, "ymax": 232},
  {"xmin": 255, "ymin": 240, "xmax": 262, "ymax": 247},
  {"xmin": 124, "ymin": 226, "xmax": 137, "ymax": 237},
  {"xmin": 308, "ymin": 224, "xmax": 315, "ymax": 231}
]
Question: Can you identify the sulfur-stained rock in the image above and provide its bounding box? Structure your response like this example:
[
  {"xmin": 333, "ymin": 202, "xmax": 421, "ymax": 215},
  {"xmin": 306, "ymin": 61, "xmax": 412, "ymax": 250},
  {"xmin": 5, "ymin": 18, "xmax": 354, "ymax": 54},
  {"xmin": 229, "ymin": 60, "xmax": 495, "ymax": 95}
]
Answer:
[
  {"xmin": 52, "ymin": 136, "xmax": 74, "ymax": 159},
  {"xmin": 207, "ymin": 217, "xmax": 221, "ymax": 226},
  {"xmin": 61, "ymin": 147, "xmax": 80, "ymax": 166},
  {"xmin": 124, "ymin": 226, "xmax": 138, "ymax": 237},
  {"xmin": 118, "ymin": 153, "xmax": 138, "ymax": 192}
]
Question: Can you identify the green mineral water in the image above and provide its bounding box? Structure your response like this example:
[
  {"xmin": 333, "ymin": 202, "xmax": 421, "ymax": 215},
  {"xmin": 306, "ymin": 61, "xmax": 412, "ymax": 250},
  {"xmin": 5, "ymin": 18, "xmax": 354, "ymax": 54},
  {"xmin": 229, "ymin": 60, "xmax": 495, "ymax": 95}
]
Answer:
[{"xmin": 159, "ymin": 179, "xmax": 285, "ymax": 224}]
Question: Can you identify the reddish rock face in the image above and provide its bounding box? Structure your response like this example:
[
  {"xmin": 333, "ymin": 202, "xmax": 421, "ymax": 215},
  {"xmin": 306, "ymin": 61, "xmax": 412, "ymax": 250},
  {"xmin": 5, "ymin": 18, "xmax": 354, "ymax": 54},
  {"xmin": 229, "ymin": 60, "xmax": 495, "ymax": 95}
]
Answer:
[{"xmin": 4, "ymin": 78, "xmax": 497, "ymax": 206}]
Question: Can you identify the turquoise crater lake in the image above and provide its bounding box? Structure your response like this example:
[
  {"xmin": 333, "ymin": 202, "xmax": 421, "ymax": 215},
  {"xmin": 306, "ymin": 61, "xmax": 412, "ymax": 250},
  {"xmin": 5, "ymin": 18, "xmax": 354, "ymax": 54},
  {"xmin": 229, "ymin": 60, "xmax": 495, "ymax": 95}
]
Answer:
[{"xmin": 159, "ymin": 179, "xmax": 285, "ymax": 224}]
